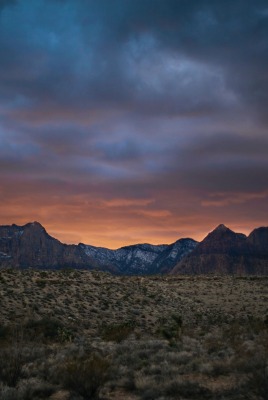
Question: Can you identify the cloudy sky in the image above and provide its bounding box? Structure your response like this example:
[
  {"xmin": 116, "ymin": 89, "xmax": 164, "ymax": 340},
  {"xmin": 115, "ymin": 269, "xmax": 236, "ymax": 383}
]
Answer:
[{"xmin": 0, "ymin": 0, "xmax": 268, "ymax": 247}]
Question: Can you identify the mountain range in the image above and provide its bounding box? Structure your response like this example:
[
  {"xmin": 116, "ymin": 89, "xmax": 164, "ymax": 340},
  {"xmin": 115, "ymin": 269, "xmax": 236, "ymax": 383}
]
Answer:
[
  {"xmin": 0, "ymin": 222, "xmax": 197, "ymax": 274},
  {"xmin": 0, "ymin": 222, "xmax": 267, "ymax": 275}
]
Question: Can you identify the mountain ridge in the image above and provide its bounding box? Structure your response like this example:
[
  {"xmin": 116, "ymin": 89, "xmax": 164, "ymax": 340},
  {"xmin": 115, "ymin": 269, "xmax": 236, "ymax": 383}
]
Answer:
[
  {"xmin": 1, "ymin": 222, "xmax": 268, "ymax": 275},
  {"xmin": 0, "ymin": 222, "xmax": 198, "ymax": 274}
]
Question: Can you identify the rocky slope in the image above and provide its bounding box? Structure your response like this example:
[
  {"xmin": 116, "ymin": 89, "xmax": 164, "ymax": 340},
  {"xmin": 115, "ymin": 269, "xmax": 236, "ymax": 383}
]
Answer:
[
  {"xmin": 171, "ymin": 224, "xmax": 268, "ymax": 275},
  {"xmin": 0, "ymin": 222, "xmax": 197, "ymax": 274},
  {"xmin": 80, "ymin": 238, "xmax": 197, "ymax": 275}
]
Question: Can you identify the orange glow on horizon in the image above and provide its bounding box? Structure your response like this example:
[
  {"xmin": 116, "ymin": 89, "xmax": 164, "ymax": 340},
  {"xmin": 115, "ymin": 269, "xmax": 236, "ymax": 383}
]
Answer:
[
  {"xmin": 0, "ymin": 192, "xmax": 267, "ymax": 249},
  {"xmin": 0, "ymin": 213, "xmax": 261, "ymax": 249}
]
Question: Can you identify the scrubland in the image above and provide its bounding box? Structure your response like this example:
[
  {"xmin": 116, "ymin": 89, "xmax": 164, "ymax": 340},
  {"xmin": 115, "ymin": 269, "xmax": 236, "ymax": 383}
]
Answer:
[{"xmin": 0, "ymin": 269, "xmax": 267, "ymax": 399}]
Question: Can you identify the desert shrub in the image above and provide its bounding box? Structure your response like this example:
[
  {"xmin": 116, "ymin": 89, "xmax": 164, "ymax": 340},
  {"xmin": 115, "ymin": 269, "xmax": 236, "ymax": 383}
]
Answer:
[
  {"xmin": 57, "ymin": 326, "xmax": 74, "ymax": 343},
  {"xmin": 157, "ymin": 314, "xmax": 183, "ymax": 341},
  {"xmin": 134, "ymin": 373, "xmax": 156, "ymax": 396},
  {"xmin": 140, "ymin": 387, "xmax": 161, "ymax": 400},
  {"xmin": 24, "ymin": 317, "xmax": 72, "ymax": 342},
  {"xmin": 0, "ymin": 379, "xmax": 56, "ymax": 400},
  {"xmin": 164, "ymin": 380, "xmax": 211, "ymax": 399},
  {"xmin": 100, "ymin": 321, "xmax": 135, "ymax": 343},
  {"xmin": 246, "ymin": 315, "xmax": 268, "ymax": 334},
  {"xmin": 39, "ymin": 271, "xmax": 48, "ymax": 278},
  {"xmin": 245, "ymin": 367, "xmax": 268, "ymax": 399},
  {"xmin": 210, "ymin": 360, "xmax": 231, "ymax": 377},
  {"xmin": 137, "ymin": 377, "xmax": 212, "ymax": 399},
  {"xmin": 224, "ymin": 316, "xmax": 267, "ymax": 346},
  {"xmin": 59, "ymin": 353, "xmax": 110, "ymax": 399},
  {"xmin": 0, "ymin": 325, "xmax": 10, "ymax": 342},
  {"xmin": 17, "ymin": 379, "xmax": 56, "ymax": 400},
  {"xmin": 25, "ymin": 317, "xmax": 60, "ymax": 338},
  {"xmin": 0, "ymin": 385, "xmax": 18, "ymax": 400},
  {"xmin": 221, "ymin": 367, "xmax": 268, "ymax": 400},
  {"xmin": 35, "ymin": 279, "xmax": 47, "ymax": 288},
  {"xmin": 0, "ymin": 346, "xmax": 24, "ymax": 387},
  {"xmin": 171, "ymin": 314, "xmax": 183, "ymax": 327}
]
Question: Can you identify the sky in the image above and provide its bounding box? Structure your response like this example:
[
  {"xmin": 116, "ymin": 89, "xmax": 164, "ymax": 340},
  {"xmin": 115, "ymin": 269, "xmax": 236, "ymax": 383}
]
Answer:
[{"xmin": 0, "ymin": 0, "xmax": 268, "ymax": 248}]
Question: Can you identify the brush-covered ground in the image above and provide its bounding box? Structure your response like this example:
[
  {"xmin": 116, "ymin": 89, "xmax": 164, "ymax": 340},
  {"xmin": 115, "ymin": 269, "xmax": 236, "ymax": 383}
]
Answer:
[{"xmin": 0, "ymin": 269, "xmax": 267, "ymax": 400}]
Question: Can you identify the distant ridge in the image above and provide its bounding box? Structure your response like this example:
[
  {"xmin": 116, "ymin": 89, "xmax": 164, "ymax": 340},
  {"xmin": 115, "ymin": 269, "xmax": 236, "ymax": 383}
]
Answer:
[
  {"xmin": 1, "ymin": 222, "xmax": 267, "ymax": 275},
  {"xmin": 0, "ymin": 222, "xmax": 197, "ymax": 275},
  {"xmin": 171, "ymin": 224, "xmax": 268, "ymax": 275}
]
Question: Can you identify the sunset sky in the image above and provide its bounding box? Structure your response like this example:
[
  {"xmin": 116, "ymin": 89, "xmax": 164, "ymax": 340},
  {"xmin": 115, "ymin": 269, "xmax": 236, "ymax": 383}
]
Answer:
[{"xmin": 1, "ymin": 0, "xmax": 268, "ymax": 248}]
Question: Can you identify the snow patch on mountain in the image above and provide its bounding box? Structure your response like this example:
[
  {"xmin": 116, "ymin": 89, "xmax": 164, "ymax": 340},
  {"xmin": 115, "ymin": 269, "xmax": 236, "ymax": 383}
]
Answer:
[{"xmin": 80, "ymin": 239, "xmax": 197, "ymax": 275}]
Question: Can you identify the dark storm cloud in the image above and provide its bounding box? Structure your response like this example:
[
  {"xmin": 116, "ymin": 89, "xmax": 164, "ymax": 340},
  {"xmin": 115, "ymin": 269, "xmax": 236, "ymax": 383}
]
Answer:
[{"xmin": 2, "ymin": 0, "xmax": 266, "ymax": 119}]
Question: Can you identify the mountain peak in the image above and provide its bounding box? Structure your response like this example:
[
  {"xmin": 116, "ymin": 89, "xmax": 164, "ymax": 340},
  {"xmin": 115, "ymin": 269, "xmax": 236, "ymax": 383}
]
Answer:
[
  {"xmin": 203, "ymin": 224, "xmax": 241, "ymax": 243},
  {"xmin": 214, "ymin": 224, "xmax": 230, "ymax": 232},
  {"xmin": 25, "ymin": 221, "xmax": 44, "ymax": 229},
  {"xmin": 23, "ymin": 221, "xmax": 48, "ymax": 236}
]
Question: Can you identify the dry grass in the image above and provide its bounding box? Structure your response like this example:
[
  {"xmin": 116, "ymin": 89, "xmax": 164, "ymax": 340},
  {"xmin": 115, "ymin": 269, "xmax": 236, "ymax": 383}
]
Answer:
[{"xmin": 0, "ymin": 269, "xmax": 267, "ymax": 399}]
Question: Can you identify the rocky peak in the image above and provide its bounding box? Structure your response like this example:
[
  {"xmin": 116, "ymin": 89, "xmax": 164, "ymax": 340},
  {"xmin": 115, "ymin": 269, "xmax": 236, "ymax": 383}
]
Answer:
[
  {"xmin": 206, "ymin": 224, "xmax": 237, "ymax": 239},
  {"xmin": 171, "ymin": 224, "xmax": 268, "ymax": 275},
  {"xmin": 195, "ymin": 224, "xmax": 246, "ymax": 256},
  {"xmin": 215, "ymin": 224, "xmax": 229, "ymax": 231},
  {"xmin": 24, "ymin": 221, "xmax": 46, "ymax": 232}
]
